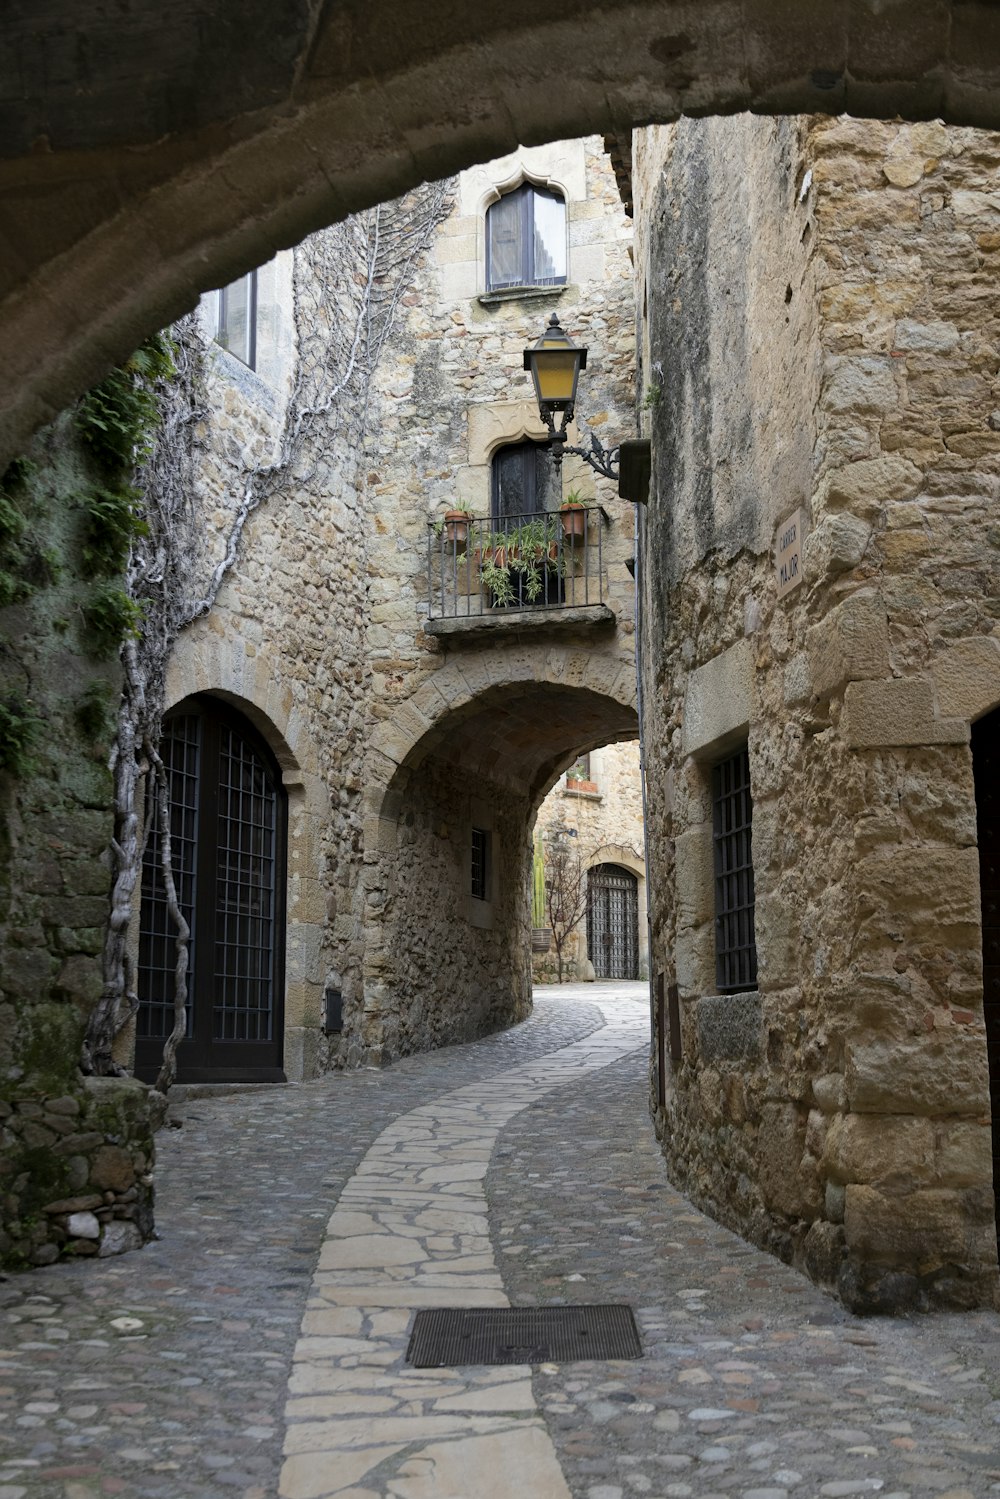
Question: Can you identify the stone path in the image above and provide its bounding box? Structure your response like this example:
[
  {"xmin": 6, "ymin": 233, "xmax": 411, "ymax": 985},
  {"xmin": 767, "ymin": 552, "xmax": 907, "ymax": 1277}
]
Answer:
[
  {"xmin": 279, "ymin": 1002, "xmax": 646, "ymax": 1499},
  {"xmin": 1, "ymin": 985, "xmax": 1000, "ymax": 1499}
]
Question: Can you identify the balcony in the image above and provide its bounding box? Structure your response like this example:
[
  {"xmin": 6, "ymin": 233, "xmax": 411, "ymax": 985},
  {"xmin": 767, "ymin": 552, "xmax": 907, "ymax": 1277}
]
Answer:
[{"xmin": 425, "ymin": 507, "xmax": 614, "ymax": 640}]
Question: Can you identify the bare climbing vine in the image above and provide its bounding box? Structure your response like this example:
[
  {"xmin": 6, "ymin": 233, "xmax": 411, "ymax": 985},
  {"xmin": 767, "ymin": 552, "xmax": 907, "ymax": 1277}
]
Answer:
[{"xmin": 83, "ymin": 181, "xmax": 454, "ymax": 1089}]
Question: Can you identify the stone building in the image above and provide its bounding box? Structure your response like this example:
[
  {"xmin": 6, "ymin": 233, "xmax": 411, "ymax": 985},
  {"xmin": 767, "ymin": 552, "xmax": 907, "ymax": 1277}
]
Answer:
[
  {"xmin": 155, "ymin": 134, "xmax": 637, "ymax": 1086},
  {"xmin": 632, "ymin": 114, "xmax": 1000, "ymax": 1312},
  {"xmin": 531, "ymin": 741, "xmax": 647, "ymax": 983}
]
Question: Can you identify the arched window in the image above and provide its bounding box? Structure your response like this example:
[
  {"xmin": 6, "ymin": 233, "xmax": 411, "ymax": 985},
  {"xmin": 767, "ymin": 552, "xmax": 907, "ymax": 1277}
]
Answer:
[
  {"xmin": 486, "ymin": 182, "xmax": 567, "ymax": 292},
  {"xmin": 135, "ymin": 695, "xmax": 287, "ymax": 1083}
]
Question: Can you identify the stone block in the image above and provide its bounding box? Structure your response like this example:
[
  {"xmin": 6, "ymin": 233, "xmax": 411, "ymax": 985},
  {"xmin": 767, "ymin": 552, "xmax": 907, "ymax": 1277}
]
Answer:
[
  {"xmin": 98, "ymin": 1221, "xmax": 143, "ymax": 1257},
  {"xmin": 844, "ymin": 1184, "xmax": 993, "ymax": 1271},
  {"xmin": 803, "ymin": 513, "xmax": 872, "ymax": 580},
  {"xmin": 807, "ymin": 591, "xmax": 889, "ymax": 698},
  {"xmin": 931, "ymin": 635, "xmax": 1000, "ymax": 722},
  {"xmin": 822, "ymin": 1112, "xmax": 934, "ymax": 1188},
  {"xmin": 681, "ymin": 639, "xmax": 753, "ymax": 759},
  {"xmin": 675, "ymin": 826, "xmax": 713, "ymax": 927},
  {"xmin": 823, "ymin": 356, "xmax": 899, "ymax": 417},
  {"xmin": 757, "ymin": 1102, "xmax": 822, "ymax": 1219},
  {"xmin": 675, "ymin": 922, "xmax": 714, "ymax": 997},
  {"xmin": 843, "ymin": 675, "xmax": 967, "ymax": 747},
  {"xmin": 934, "ymin": 1120, "xmax": 995, "ymax": 1190},
  {"xmin": 894, "ymin": 319, "xmax": 960, "ymax": 352},
  {"xmin": 88, "ymin": 1145, "xmax": 136, "ymax": 1192},
  {"xmin": 817, "ymin": 454, "xmax": 922, "ymax": 520},
  {"xmin": 66, "ymin": 1211, "xmax": 101, "ymax": 1240},
  {"xmin": 696, "ymin": 993, "xmax": 762, "ymax": 1062},
  {"xmin": 846, "ymin": 1031, "xmax": 990, "ymax": 1117}
]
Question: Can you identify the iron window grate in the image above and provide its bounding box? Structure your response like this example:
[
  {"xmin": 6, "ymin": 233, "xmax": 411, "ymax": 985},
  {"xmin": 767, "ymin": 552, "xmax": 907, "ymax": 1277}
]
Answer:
[
  {"xmin": 471, "ymin": 827, "xmax": 490, "ymax": 901},
  {"xmin": 712, "ymin": 745, "xmax": 758, "ymax": 993},
  {"xmin": 406, "ymin": 1305, "xmax": 642, "ymax": 1368}
]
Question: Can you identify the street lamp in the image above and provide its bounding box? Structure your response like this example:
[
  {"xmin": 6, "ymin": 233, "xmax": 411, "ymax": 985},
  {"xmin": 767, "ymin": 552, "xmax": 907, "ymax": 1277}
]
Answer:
[{"xmin": 523, "ymin": 312, "xmax": 619, "ymax": 482}]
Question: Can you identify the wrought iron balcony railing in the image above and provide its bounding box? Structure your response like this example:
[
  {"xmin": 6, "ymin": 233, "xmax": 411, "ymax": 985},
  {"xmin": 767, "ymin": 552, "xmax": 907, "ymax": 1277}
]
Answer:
[{"xmin": 427, "ymin": 507, "xmax": 604, "ymax": 622}]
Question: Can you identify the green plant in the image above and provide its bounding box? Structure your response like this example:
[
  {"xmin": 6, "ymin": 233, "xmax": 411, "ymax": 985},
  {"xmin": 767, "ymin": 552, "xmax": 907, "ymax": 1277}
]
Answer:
[
  {"xmin": 75, "ymin": 680, "xmax": 116, "ymax": 742},
  {"xmin": 75, "ymin": 333, "xmax": 176, "ymax": 472},
  {"xmin": 0, "ymin": 691, "xmax": 41, "ymax": 776},
  {"xmin": 78, "ymin": 484, "xmax": 149, "ymax": 576},
  {"xmin": 479, "ymin": 516, "xmax": 560, "ymax": 606},
  {"xmin": 642, "ymin": 382, "xmax": 662, "ymax": 409},
  {"xmin": 82, "ymin": 585, "xmax": 145, "ymax": 655},
  {"xmin": 561, "ymin": 488, "xmax": 590, "ymax": 508}
]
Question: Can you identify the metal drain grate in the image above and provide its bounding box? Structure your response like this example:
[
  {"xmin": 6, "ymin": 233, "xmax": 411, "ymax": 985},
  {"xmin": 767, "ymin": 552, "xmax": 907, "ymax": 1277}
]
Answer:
[{"xmin": 405, "ymin": 1304, "xmax": 642, "ymax": 1368}]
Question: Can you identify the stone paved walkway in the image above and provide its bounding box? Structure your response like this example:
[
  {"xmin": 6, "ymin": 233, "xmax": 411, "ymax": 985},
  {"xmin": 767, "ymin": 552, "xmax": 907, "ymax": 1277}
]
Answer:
[{"xmin": 1, "ymin": 986, "xmax": 999, "ymax": 1499}]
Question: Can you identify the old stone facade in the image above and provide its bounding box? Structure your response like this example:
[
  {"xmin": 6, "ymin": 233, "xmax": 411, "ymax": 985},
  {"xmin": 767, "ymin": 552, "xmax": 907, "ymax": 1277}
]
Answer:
[
  {"xmin": 532, "ymin": 741, "xmax": 647, "ymax": 983},
  {"xmin": 634, "ymin": 113, "xmax": 1000, "ymax": 1311},
  {"xmin": 144, "ymin": 136, "xmax": 638, "ymax": 1078}
]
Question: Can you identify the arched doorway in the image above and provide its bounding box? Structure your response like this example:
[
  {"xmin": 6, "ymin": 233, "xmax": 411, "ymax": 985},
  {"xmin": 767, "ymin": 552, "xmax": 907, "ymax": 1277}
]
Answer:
[
  {"xmin": 972, "ymin": 705, "xmax": 1000, "ymax": 1248},
  {"xmin": 587, "ymin": 863, "xmax": 639, "ymax": 980},
  {"xmin": 135, "ymin": 695, "xmax": 288, "ymax": 1084}
]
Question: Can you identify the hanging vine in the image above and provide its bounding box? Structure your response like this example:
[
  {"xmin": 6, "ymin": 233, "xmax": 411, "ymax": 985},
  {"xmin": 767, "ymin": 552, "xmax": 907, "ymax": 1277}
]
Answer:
[{"xmin": 82, "ymin": 181, "xmax": 453, "ymax": 1086}]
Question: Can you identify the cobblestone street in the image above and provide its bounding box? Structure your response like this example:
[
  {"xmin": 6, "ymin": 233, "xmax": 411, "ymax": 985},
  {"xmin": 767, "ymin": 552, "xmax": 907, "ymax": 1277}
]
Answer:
[{"xmin": 2, "ymin": 987, "xmax": 1000, "ymax": 1499}]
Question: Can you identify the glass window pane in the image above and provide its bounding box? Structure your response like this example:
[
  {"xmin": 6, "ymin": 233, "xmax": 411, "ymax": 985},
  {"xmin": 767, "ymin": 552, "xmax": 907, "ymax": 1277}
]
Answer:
[
  {"xmin": 487, "ymin": 192, "xmax": 525, "ymax": 289},
  {"xmin": 532, "ymin": 189, "xmax": 566, "ymax": 284},
  {"xmin": 217, "ymin": 271, "xmax": 256, "ymax": 364}
]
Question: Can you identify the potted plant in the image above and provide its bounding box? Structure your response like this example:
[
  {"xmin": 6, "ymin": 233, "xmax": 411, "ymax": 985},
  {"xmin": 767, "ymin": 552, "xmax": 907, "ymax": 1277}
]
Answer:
[
  {"xmin": 438, "ymin": 502, "xmax": 473, "ymax": 552},
  {"xmin": 559, "ymin": 489, "xmax": 591, "ymax": 543},
  {"xmin": 478, "ymin": 517, "xmax": 562, "ymax": 607}
]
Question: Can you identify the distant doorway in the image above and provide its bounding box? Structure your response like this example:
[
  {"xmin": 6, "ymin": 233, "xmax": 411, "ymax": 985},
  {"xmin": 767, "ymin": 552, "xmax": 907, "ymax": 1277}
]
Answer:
[
  {"xmin": 135, "ymin": 695, "xmax": 287, "ymax": 1083},
  {"xmin": 587, "ymin": 863, "xmax": 639, "ymax": 980},
  {"xmin": 972, "ymin": 705, "xmax": 1000, "ymax": 1249}
]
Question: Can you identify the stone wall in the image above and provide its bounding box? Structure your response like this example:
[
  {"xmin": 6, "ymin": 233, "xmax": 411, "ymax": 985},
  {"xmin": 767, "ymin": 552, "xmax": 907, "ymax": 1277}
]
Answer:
[
  {"xmin": 635, "ymin": 112, "xmax": 1000, "ymax": 1311},
  {"xmin": 532, "ymin": 740, "xmax": 647, "ymax": 982},
  {"xmin": 0, "ymin": 416, "xmax": 159, "ymax": 1269}
]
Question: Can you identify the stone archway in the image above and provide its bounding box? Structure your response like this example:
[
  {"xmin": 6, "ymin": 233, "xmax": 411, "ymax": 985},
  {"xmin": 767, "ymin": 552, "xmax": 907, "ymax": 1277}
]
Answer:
[
  {"xmin": 6, "ymin": 2, "xmax": 1000, "ymax": 459},
  {"xmin": 359, "ymin": 656, "xmax": 638, "ymax": 1063}
]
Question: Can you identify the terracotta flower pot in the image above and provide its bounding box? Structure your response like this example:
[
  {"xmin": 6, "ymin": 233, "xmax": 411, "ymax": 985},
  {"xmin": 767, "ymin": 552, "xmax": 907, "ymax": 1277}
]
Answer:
[
  {"xmin": 560, "ymin": 503, "xmax": 587, "ymax": 542},
  {"xmin": 442, "ymin": 509, "xmax": 470, "ymax": 551}
]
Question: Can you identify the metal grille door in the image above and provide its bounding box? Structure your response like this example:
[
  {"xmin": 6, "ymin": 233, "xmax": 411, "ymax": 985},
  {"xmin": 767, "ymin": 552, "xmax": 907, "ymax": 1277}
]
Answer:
[
  {"xmin": 972, "ymin": 707, "xmax": 1000, "ymax": 1250},
  {"xmin": 136, "ymin": 696, "xmax": 286, "ymax": 1083},
  {"xmin": 137, "ymin": 715, "xmax": 200, "ymax": 1044},
  {"xmin": 587, "ymin": 864, "xmax": 639, "ymax": 980}
]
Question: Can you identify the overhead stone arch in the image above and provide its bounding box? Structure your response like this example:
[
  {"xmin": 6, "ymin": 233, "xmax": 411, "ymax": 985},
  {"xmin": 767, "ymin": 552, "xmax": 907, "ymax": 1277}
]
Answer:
[
  {"xmin": 5, "ymin": 1, "xmax": 1000, "ymax": 459},
  {"xmin": 364, "ymin": 643, "xmax": 638, "ymax": 844}
]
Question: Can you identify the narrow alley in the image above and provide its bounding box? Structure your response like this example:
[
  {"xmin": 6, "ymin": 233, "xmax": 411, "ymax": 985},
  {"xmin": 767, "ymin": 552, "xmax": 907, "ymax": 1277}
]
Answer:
[{"xmin": 1, "ymin": 988, "xmax": 999, "ymax": 1499}]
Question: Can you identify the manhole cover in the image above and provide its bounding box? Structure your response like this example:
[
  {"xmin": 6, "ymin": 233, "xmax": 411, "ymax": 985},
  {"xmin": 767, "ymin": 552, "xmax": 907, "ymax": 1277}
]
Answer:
[{"xmin": 405, "ymin": 1304, "xmax": 642, "ymax": 1368}]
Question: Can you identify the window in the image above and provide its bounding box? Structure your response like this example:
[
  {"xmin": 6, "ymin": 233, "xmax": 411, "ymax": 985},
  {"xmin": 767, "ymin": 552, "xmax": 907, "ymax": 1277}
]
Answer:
[
  {"xmin": 471, "ymin": 827, "xmax": 491, "ymax": 902},
  {"xmin": 491, "ymin": 439, "xmax": 555, "ymax": 523},
  {"xmin": 486, "ymin": 182, "xmax": 567, "ymax": 292},
  {"xmin": 212, "ymin": 270, "xmax": 257, "ymax": 368},
  {"xmin": 712, "ymin": 745, "xmax": 757, "ymax": 993}
]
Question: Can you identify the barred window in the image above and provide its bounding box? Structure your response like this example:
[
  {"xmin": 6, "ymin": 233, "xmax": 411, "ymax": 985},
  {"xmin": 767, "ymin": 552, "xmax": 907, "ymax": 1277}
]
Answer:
[
  {"xmin": 712, "ymin": 745, "xmax": 758, "ymax": 993},
  {"xmin": 471, "ymin": 827, "xmax": 491, "ymax": 902}
]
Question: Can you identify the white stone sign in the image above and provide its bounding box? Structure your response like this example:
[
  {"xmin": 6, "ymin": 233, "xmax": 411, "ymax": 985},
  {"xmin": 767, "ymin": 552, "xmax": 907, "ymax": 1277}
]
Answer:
[{"xmin": 774, "ymin": 508, "xmax": 807, "ymax": 599}]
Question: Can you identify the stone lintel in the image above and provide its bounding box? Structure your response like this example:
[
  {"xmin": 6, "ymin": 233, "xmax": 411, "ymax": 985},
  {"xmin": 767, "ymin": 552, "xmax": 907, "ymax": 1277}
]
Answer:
[
  {"xmin": 425, "ymin": 604, "xmax": 615, "ymax": 640},
  {"xmin": 682, "ymin": 639, "xmax": 753, "ymax": 759}
]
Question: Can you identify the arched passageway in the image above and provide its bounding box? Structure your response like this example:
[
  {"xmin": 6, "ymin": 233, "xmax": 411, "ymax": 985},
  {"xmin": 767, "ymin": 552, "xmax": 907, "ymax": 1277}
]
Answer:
[
  {"xmin": 6, "ymin": 1, "xmax": 1000, "ymax": 458},
  {"xmin": 361, "ymin": 673, "xmax": 637, "ymax": 1063}
]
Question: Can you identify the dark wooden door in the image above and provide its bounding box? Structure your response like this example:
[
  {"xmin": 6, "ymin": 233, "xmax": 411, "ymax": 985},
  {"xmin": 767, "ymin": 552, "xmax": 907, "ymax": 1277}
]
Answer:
[
  {"xmin": 973, "ymin": 706, "xmax": 1000, "ymax": 1251},
  {"xmin": 587, "ymin": 864, "xmax": 639, "ymax": 980},
  {"xmin": 135, "ymin": 696, "xmax": 287, "ymax": 1083}
]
